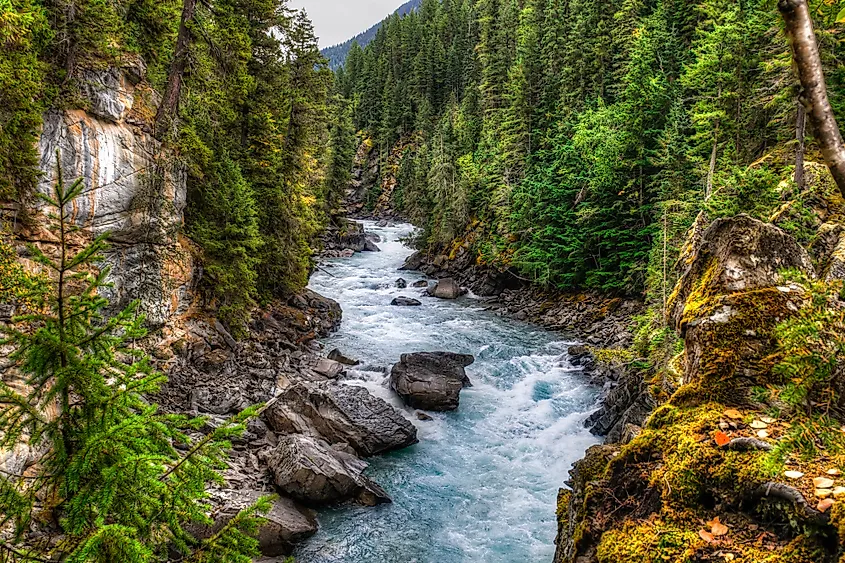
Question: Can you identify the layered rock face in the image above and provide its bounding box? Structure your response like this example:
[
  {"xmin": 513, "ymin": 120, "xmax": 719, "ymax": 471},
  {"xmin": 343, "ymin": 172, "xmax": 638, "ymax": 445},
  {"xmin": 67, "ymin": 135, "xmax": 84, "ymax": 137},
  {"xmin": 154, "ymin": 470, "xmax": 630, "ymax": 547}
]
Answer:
[{"xmin": 32, "ymin": 64, "xmax": 191, "ymax": 329}]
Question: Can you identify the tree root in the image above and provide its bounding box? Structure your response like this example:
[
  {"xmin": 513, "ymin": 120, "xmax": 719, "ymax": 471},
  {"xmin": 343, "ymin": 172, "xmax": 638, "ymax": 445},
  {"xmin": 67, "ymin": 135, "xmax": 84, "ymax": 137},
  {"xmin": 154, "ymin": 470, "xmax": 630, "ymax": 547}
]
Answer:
[
  {"xmin": 721, "ymin": 437, "xmax": 773, "ymax": 452},
  {"xmin": 749, "ymin": 482, "xmax": 829, "ymax": 525}
]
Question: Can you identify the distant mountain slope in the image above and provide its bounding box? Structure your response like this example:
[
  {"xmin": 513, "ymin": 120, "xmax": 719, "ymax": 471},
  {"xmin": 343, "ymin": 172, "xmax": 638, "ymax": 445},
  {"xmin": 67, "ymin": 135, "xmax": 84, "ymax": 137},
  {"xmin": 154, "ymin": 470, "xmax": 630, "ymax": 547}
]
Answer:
[{"xmin": 321, "ymin": 0, "xmax": 422, "ymax": 70}]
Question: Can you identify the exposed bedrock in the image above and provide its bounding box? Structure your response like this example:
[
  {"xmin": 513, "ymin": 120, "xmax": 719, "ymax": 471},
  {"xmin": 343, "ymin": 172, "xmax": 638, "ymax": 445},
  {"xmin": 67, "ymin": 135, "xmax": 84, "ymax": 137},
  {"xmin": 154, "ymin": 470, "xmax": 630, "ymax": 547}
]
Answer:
[
  {"xmin": 390, "ymin": 352, "xmax": 475, "ymax": 411},
  {"xmin": 31, "ymin": 65, "xmax": 190, "ymax": 330}
]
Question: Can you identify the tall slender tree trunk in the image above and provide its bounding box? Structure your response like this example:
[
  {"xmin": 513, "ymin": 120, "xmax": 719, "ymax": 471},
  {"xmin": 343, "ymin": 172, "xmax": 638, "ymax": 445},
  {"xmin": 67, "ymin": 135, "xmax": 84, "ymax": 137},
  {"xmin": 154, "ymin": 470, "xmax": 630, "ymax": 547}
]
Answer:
[
  {"xmin": 795, "ymin": 100, "xmax": 806, "ymax": 188},
  {"xmin": 155, "ymin": 0, "xmax": 198, "ymax": 139},
  {"xmin": 706, "ymin": 124, "xmax": 718, "ymax": 200},
  {"xmin": 779, "ymin": 0, "xmax": 845, "ymax": 198}
]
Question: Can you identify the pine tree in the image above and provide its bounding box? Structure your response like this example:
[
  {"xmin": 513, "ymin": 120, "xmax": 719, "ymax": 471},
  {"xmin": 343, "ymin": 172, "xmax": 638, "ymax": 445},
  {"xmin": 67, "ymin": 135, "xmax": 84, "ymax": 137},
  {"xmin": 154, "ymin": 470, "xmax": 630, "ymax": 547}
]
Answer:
[
  {"xmin": 0, "ymin": 160, "xmax": 268, "ymax": 562},
  {"xmin": 188, "ymin": 154, "xmax": 262, "ymax": 337}
]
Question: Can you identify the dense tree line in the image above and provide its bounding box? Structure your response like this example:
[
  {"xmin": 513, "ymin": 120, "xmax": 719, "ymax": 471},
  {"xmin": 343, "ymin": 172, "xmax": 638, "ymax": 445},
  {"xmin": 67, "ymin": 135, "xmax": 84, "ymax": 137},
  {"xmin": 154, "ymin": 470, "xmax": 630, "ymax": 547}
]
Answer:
[
  {"xmin": 0, "ymin": 0, "xmax": 345, "ymax": 334},
  {"xmin": 335, "ymin": 0, "xmax": 845, "ymax": 302}
]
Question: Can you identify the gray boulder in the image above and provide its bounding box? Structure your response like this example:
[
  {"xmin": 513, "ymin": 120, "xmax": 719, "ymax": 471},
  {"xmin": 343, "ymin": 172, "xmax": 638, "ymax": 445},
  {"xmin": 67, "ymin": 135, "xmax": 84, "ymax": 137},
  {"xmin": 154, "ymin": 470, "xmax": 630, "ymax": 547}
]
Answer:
[
  {"xmin": 399, "ymin": 251, "xmax": 425, "ymax": 271},
  {"xmin": 428, "ymin": 278, "xmax": 465, "ymax": 299},
  {"xmin": 396, "ymin": 278, "xmax": 408, "ymax": 289},
  {"xmin": 363, "ymin": 239, "xmax": 381, "ymax": 252},
  {"xmin": 263, "ymin": 435, "xmax": 391, "ymax": 506},
  {"xmin": 412, "ymin": 280, "xmax": 429, "ymax": 288},
  {"xmin": 264, "ymin": 382, "xmax": 418, "ymax": 456},
  {"xmin": 202, "ymin": 490, "xmax": 317, "ymax": 556},
  {"xmin": 390, "ymin": 352, "xmax": 475, "ymax": 411},
  {"xmin": 328, "ymin": 348, "xmax": 360, "ymax": 366},
  {"xmin": 312, "ymin": 358, "xmax": 345, "ymax": 379},
  {"xmin": 391, "ymin": 296, "xmax": 422, "ymax": 307}
]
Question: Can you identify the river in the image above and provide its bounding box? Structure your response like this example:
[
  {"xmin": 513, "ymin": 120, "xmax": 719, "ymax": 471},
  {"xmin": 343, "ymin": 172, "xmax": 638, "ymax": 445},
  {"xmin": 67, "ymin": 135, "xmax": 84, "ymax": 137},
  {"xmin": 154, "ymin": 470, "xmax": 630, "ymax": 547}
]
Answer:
[{"xmin": 296, "ymin": 221, "xmax": 600, "ymax": 563}]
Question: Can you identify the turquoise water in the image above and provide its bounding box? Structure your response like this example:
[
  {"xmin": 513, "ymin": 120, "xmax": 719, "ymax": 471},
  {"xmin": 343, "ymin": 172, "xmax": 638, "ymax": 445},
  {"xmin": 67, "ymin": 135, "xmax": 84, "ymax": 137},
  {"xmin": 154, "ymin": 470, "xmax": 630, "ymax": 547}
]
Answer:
[{"xmin": 298, "ymin": 222, "xmax": 600, "ymax": 563}]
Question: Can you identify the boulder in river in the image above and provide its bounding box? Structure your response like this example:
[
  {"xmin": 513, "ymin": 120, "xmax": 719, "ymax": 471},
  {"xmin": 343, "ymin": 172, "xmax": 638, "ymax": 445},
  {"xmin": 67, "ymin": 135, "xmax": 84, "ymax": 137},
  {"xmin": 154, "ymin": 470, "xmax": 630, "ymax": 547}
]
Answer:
[
  {"xmin": 390, "ymin": 352, "xmax": 475, "ymax": 411},
  {"xmin": 201, "ymin": 490, "xmax": 317, "ymax": 556},
  {"xmin": 328, "ymin": 348, "xmax": 360, "ymax": 366},
  {"xmin": 263, "ymin": 434, "xmax": 391, "ymax": 506},
  {"xmin": 391, "ymin": 296, "xmax": 422, "ymax": 307},
  {"xmin": 395, "ymin": 278, "xmax": 408, "ymax": 289},
  {"xmin": 399, "ymin": 251, "xmax": 425, "ymax": 271},
  {"xmin": 264, "ymin": 381, "xmax": 418, "ymax": 456},
  {"xmin": 312, "ymin": 358, "xmax": 345, "ymax": 379},
  {"xmin": 412, "ymin": 280, "xmax": 429, "ymax": 288},
  {"xmin": 428, "ymin": 278, "xmax": 465, "ymax": 300}
]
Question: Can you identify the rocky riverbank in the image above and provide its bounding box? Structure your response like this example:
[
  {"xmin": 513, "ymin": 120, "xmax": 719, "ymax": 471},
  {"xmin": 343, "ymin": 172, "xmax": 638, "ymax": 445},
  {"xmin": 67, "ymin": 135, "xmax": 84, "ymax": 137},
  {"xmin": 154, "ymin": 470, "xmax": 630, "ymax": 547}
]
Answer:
[
  {"xmin": 402, "ymin": 249, "xmax": 642, "ymax": 350},
  {"xmin": 553, "ymin": 213, "xmax": 845, "ymax": 563},
  {"xmin": 149, "ymin": 288, "xmax": 468, "ymax": 557}
]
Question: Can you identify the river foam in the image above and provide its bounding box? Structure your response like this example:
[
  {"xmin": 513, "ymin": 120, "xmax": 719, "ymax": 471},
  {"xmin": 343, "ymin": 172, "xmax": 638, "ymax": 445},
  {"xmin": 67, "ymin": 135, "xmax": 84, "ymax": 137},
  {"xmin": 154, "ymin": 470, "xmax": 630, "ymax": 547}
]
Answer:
[{"xmin": 295, "ymin": 222, "xmax": 600, "ymax": 563}]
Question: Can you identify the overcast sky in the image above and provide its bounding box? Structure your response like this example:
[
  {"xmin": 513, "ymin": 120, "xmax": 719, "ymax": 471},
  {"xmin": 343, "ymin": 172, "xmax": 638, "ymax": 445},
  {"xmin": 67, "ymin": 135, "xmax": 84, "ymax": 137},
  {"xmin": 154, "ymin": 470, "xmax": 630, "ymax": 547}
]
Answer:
[{"xmin": 288, "ymin": 1, "xmax": 402, "ymax": 48}]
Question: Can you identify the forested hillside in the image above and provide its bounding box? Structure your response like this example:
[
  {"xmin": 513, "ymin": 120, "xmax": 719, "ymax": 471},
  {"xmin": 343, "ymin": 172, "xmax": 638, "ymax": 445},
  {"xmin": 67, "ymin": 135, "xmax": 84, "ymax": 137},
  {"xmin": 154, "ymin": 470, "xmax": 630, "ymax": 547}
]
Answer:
[
  {"xmin": 321, "ymin": 0, "xmax": 423, "ymax": 69},
  {"xmin": 333, "ymin": 0, "xmax": 845, "ymax": 300}
]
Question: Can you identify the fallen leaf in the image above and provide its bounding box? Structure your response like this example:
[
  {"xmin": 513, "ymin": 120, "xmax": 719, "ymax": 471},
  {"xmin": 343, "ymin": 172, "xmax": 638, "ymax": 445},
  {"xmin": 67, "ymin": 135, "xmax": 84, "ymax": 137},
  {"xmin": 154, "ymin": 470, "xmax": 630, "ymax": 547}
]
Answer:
[
  {"xmin": 699, "ymin": 529, "xmax": 716, "ymax": 543},
  {"xmin": 709, "ymin": 517, "xmax": 729, "ymax": 537},
  {"xmin": 724, "ymin": 409, "xmax": 743, "ymax": 420},
  {"xmin": 816, "ymin": 489, "xmax": 833, "ymax": 499},
  {"xmin": 714, "ymin": 431, "xmax": 731, "ymax": 447},
  {"xmin": 818, "ymin": 499, "xmax": 834, "ymax": 513},
  {"xmin": 828, "ymin": 468, "xmax": 841, "ymax": 477},
  {"xmin": 724, "ymin": 554, "xmax": 736, "ymax": 562},
  {"xmin": 757, "ymin": 430, "xmax": 770, "ymax": 439},
  {"xmin": 784, "ymin": 470, "xmax": 804, "ymax": 479},
  {"xmin": 832, "ymin": 487, "xmax": 845, "ymax": 499},
  {"xmin": 750, "ymin": 420, "xmax": 769, "ymax": 429},
  {"xmin": 814, "ymin": 477, "xmax": 835, "ymax": 489},
  {"xmin": 760, "ymin": 416, "xmax": 776, "ymax": 424}
]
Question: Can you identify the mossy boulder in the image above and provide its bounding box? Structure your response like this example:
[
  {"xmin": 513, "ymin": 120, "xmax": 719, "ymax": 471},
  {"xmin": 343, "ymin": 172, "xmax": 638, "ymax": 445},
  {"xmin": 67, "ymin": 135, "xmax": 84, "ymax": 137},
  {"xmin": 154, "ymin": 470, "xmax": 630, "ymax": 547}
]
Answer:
[
  {"xmin": 667, "ymin": 215, "xmax": 814, "ymax": 401},
  {"xmin": 553, "ymin": 445, "xmax": 618, "ymax": 563}
]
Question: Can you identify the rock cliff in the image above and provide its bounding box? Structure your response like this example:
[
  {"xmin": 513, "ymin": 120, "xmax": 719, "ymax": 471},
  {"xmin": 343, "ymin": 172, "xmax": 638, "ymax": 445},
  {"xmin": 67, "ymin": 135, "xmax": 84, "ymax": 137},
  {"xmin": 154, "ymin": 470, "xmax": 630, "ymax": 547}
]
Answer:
[{"xmin": 25, "ymin": 64, "xmax": 192, "ymax": 329}]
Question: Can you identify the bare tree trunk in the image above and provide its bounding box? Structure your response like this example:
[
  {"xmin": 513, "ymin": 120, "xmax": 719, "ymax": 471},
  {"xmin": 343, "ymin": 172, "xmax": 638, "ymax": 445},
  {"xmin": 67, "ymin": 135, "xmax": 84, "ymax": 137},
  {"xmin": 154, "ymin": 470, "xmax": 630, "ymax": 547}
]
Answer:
[
  {"xmin": 795, "ymin": 100, "xmax": 806, "ymax": 188},
  {"xmin": 155, "ymin": 0, "xmax": 198, "ymax": 139},
  {"xmin": 706, "ymin": 125, "xmax": 718, "ymax": 200},
  {"xmin": 779, "ymin": 0, "xmax": 845, "ymax": 198}
]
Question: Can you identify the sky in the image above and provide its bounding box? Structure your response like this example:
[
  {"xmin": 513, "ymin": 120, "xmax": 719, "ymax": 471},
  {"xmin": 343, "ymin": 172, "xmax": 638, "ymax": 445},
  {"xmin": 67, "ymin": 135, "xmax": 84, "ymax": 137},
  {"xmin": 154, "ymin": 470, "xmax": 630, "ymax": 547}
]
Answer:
[{"xmin": 288, "ymin": 1, "xmax": 402, "ymax": 48}]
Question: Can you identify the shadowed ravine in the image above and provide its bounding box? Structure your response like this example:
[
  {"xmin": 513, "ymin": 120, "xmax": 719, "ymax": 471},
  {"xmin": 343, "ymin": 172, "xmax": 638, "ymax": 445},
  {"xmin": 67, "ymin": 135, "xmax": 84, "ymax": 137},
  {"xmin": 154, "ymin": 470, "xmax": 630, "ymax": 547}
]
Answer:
[{"xmin": 292, "ymin": 222, "xmax": 601, "ymax": 563}]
